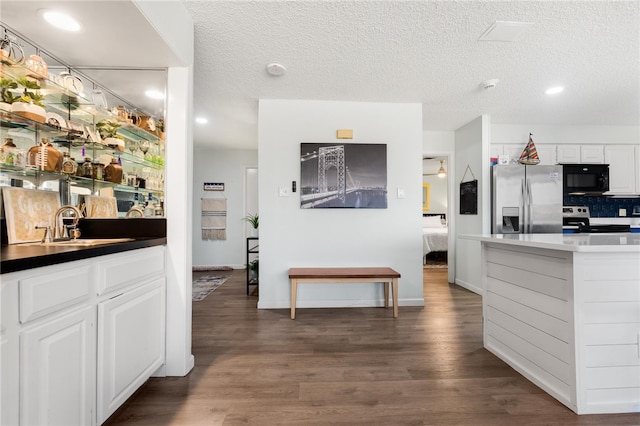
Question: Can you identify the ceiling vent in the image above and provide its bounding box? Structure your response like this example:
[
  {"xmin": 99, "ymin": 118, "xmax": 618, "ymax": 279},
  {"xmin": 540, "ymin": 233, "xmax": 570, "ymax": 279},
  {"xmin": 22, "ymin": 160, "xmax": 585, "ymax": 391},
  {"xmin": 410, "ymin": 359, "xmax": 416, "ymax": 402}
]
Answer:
[{"xmin": 479, "ymin": 21, "xmax": 534, "ymax": 42}]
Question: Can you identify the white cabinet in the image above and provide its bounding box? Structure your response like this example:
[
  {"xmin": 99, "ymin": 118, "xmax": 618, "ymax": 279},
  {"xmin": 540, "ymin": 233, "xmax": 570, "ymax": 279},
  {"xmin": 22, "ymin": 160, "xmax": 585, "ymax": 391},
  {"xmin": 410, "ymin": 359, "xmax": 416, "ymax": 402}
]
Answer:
[
  {"xmin": 535, "ymin": 144, "xmax": 557, "ymax": 165},
  {"xmin": 557, "ymin": 145, "xmax": 580, "ymax": 163},
  {"xmin": 636, "ymin": 146, "xmax": 640, "ymax": 194},
  {"xmin": 557, "ymin": 145, "xmax": 604, "ymax": 164},
  {"xmin": 97, "ymin": 278, "xmax": 165, "ymax": 424},
  {"xmin": 21, "ymin": 306, "xmax": 96, "ymax": 426},
  {"xmin": 580, "ymin": 145, "xmax": 604, "ymax": 163},
  {"xmin": 493, "ymin": 144, "xmax": 557, "ymax": 165},
  {"xmin": 0, "ymin": 246, "xmax": 166, "ymax": 426},
  {"xmin": 604, "ymin": 145, "xmax": 637, "ymax": 194}
]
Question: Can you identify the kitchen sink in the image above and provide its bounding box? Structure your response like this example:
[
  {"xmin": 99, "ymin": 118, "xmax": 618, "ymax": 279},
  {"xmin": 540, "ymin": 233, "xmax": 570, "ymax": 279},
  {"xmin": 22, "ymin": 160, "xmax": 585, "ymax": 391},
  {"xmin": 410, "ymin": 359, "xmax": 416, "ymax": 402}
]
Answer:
[{"xmin": 25, "ymin": 238, "xmax": 135, "ymax": 247}]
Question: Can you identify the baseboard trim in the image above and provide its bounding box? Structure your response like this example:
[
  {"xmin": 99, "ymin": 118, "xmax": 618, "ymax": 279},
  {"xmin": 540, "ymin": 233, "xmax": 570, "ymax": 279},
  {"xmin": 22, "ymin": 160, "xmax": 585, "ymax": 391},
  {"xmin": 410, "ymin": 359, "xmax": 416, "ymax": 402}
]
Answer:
[{"xmin": 454, "ymin": 278, "xmax": 483, "ymax": 295}]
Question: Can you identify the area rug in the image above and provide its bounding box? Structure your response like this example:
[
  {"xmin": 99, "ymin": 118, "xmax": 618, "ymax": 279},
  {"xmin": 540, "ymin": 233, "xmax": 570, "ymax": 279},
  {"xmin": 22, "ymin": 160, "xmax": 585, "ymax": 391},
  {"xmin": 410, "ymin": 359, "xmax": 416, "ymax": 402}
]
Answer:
[
  {"xmin": 192, "ymin": 275, "xmax": 230, "ymax": 301},
  {"xmin": 192, "ymin": 266, "xmax": 233, "ymax": 271}
]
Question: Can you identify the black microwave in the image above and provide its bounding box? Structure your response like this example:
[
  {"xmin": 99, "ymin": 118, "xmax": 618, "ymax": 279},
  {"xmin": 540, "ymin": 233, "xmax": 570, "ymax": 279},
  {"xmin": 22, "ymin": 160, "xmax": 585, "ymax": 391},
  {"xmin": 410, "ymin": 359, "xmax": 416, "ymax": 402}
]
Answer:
[{"xmin": 561, "ymin": 164, "xmax": 609, "ymax": 195}]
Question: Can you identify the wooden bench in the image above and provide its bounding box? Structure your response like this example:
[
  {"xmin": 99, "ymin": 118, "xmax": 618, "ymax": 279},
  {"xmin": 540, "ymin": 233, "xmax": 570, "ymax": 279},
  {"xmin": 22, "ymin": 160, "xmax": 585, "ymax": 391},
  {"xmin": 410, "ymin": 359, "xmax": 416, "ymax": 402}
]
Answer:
[{"xmin": 288, "ymin": 267, "xmax": 401, "ymax": 319}]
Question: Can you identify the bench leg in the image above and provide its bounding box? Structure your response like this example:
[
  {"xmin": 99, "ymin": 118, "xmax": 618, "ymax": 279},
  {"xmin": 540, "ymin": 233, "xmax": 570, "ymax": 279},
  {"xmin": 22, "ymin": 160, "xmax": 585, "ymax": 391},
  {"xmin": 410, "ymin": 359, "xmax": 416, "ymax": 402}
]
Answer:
[
  {"xmin": 290, "ymin": 279, "xmax": 298, "ymax": 319},
  {"xmin": 383, "ymin": 282, "xmax": 389, "ymax": 308},
  {"xmin": 392, "ymin": 278, "xmax": 398, "ymax": 318}
]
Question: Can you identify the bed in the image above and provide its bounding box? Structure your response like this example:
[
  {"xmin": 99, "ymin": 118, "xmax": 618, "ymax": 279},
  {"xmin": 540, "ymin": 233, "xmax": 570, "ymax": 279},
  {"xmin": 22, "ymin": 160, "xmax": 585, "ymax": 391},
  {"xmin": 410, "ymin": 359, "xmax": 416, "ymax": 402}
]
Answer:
[{"xmin": 422, "ymin": 214, "xmax": 448, "ymax": 262}]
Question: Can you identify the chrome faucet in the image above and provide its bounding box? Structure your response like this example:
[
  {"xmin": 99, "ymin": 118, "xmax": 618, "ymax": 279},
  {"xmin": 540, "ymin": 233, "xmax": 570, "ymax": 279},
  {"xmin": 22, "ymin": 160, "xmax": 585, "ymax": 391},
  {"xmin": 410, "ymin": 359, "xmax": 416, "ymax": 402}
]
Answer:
[{"xmin": 53, "ymin": 205, "xmax": 83, "ymax": 239}]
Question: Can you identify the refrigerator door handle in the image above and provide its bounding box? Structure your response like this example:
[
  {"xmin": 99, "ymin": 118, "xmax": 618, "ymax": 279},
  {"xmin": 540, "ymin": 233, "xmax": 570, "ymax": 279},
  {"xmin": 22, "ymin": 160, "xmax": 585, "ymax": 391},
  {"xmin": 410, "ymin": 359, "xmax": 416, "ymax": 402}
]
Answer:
[
  {"xmin": 526, "ymin": 178, "xmax": 533, "ymax": 233},
  {"xmin": 521, "ymin": 178, "xmax": 527, "ymax": 234}
]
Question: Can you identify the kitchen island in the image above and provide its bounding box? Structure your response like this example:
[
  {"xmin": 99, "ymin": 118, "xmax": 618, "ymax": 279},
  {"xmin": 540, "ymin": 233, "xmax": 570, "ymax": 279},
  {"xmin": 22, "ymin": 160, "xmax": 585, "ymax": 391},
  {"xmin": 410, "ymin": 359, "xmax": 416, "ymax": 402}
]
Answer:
[{"xmin": 464, "ymin": 233, "xmax": 640, "ymax": 414}]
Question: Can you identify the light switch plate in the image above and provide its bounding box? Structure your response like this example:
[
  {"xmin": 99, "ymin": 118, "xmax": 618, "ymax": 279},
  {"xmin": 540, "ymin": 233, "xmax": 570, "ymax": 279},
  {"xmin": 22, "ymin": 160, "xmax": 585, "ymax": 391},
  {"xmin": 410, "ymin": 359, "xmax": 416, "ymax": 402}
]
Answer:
[
  {"xmin": 279, "ymin": 187, "xmax": 289, "ymax": 197},
  {"xmin": 397, "ymin": 188, "xmax": 405, "ymax": 199}
]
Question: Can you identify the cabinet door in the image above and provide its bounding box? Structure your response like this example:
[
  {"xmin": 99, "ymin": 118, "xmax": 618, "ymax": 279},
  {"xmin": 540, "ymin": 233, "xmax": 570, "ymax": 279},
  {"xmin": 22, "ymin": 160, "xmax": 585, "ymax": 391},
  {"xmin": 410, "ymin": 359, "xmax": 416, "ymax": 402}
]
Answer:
[
  {"xmin": 20, "ymin": 306, "xmax": 96, "ymax": 426},
  {"xmin": 502, "ymin": 144, "xmax": 524, "ymax": 163},
  {"xmin": 556, "ymin": 145, "xmax": 580, "ymax": 163},
  {"xmin": 604, "ymin": 145, "xmax": 636, "ymax": 194},
  {"xmin": 580, "ymin": 145, "xmax": 604, "ymax": 164},
  {"xmin": 536, "ymin": 144, "xmax": 557, "ymax": 165},
  {"xmin": 97, "ymin": 278, "xmax": 165, "ymax": 424},
  {"xmin": 636, "ymin": 146, "xmax": 640, "ymax": 193}
]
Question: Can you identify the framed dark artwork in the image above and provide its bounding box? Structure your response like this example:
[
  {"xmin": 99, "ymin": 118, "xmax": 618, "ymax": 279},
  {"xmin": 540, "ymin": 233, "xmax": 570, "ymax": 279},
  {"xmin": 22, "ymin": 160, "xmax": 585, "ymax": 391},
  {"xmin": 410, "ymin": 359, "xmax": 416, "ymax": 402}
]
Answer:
[
  {"xmin": 459, "ymin": 180, "xmax": 478, "ymax": 215},
  {"xmin": 300, "ymin": 143, "xmax": 387, "ymax": 209}
]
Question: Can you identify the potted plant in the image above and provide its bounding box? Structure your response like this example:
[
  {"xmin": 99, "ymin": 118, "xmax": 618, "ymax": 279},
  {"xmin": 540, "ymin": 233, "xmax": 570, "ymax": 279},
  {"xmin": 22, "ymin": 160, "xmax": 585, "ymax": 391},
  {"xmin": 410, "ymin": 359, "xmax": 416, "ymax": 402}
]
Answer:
[
  {"xmin": 11, "ymin": 77, "xmax": 46, "ymax": 123},
  {"xmin": 0, "ymin": 77, "xmax": 18, "ymax": 112},
  {"xmin": 96, "ymin": 119, "xmax": 125, "ymax": 151},
  {"xmin": 242, "ymin": 213, "xmax": 259, "ymax": 237}
]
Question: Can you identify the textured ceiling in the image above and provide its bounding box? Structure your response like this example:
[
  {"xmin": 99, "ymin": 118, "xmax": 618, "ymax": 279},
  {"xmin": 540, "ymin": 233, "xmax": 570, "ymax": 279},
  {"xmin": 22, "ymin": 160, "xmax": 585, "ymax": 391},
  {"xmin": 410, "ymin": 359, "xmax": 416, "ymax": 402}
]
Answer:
[
  {"xmin": 184, "ymin": 0, "xmax": 639, "ymax": 149},
  {"xmin": 2, "ymin": 1, "xmax": 639, "ymax": 151}
]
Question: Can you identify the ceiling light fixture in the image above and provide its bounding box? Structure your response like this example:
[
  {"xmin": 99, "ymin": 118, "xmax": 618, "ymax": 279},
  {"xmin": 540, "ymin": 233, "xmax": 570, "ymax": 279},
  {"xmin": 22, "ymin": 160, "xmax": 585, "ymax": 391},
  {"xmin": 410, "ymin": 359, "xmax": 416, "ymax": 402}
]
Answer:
[
  {"xmin": 545, "ymin": 86, "xmax": 565, "ymax": 95},
  {"xmin": 437, "ymin": 160, "xmax": 447, "ymax": 178},
  {"xmin": 145, "ymin": 89, "xmax": 165, "ymax": 100},
  {"xmin": 195, "ymin": 117, "xmax": 208, "ymax": 124},
  {"xmin": 39, "ymin": 10, "xmax": 81, "ymax": 32},
  {"xmin": 266, "ymin": 63, "xmax": 286, "ymax": 76}
]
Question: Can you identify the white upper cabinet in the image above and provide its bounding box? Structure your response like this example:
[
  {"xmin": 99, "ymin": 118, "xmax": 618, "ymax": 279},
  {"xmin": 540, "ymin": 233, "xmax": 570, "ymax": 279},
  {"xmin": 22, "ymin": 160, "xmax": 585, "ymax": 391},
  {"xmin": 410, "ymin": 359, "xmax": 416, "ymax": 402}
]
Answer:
[
  {"xmin": 636, "ymin": 146, "xmax": 640, "ymax": 194},
  {"xmin": 556, "ymin": 145, "xmax": 604, "ymax": 164},
  {"xmin": 493, "ymin": 144, "xmax": 557, "ymax": 165},
  {"xmin": 556, "ymin": 145, "xmax": 580, "ymax": 163},
  {"xmin": 604, "ymin": 145, "xmax": 637, "ymax": 194},
  {"xmin": 580, "ymin": 145, "xmax": 605, "ymax": 163},
  {"xmin": 535, "ymin": 145, "xmax": 557, "ymax": 165}
]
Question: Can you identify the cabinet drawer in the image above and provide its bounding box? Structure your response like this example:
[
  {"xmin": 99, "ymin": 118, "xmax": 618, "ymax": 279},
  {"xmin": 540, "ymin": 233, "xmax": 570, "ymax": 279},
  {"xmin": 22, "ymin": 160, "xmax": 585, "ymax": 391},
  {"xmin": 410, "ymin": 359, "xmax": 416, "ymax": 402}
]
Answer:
[
  {"xmin": 19, "ymin": 266, "xmax": 91, "ymax": 324},
  {"xmin": 96, "ymin": 247, "xmax": 164, "ymax": 295}
]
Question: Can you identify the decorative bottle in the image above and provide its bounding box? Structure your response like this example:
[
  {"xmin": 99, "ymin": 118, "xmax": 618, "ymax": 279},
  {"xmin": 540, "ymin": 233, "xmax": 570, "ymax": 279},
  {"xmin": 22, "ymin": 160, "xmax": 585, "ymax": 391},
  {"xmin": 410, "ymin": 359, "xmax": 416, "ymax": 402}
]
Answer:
[
  {"xmin": 104, "ymin": 158, "xmax": 123, "ymax": 183},
  {"xmin": 61, "ymin": 152, "xmax": 78, "ymax": 174}
]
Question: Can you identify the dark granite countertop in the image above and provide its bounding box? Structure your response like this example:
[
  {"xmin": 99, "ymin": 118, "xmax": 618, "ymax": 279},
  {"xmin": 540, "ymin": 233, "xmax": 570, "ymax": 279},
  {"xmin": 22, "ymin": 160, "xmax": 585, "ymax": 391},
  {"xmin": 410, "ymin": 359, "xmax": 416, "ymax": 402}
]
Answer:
[
  {"xmin": 1, "ymin": 237, "xmax": 167, "ymax": 274},
  {"xmin": 1, "ymin": 217, "xmax": 167, "ymax": 274}
]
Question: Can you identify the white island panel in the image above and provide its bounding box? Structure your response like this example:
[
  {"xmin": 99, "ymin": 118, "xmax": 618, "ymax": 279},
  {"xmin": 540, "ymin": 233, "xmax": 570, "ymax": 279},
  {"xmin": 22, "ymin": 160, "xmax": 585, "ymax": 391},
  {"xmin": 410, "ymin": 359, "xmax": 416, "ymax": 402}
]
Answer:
[
  {"xmin": 574, "ymin": 252, "xmax": 640, "ymax": 414},
  {"xmin": 470, "ymin": 234, "xmax": 640, "ymax": 415}
]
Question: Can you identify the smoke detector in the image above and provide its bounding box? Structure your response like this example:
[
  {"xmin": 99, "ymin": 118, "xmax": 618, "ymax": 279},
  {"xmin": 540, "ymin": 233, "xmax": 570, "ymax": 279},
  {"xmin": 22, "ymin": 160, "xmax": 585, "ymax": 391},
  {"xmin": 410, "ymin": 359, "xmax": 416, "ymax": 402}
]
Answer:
[
  {"xmin": 266, "ymin": 63, "xmax": 286, "ymax": 76},
  {"xmin": 481, "ymin": 79, "xmax": 499, "ymax": 90}
]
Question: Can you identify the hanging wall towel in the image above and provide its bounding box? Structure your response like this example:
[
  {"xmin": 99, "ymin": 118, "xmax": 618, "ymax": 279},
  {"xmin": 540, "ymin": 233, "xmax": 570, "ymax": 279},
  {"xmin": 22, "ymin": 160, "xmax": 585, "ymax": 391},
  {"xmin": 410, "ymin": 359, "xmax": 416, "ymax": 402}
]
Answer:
[{"xmin": 202, "ymin": 197, "xmax": 227, "ymax": 240}]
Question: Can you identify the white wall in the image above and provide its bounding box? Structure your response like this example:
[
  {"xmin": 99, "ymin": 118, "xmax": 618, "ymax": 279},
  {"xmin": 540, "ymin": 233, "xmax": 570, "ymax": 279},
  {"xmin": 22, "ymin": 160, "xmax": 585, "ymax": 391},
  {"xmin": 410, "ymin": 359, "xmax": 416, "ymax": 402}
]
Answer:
[
  {"xmin": 192, "ymin": 148, "xmax": 258, "ymax": 268},
  {"xmin": 492, "ymin": 124, "xmax": 640, "ymax": 145},
  {"xmin": 454, "ymin": 116, "xmax": 490, "ymax": 295},
  {"xmin": 258, "ymin": 100, "xmax": 424, "ymax": 310}
]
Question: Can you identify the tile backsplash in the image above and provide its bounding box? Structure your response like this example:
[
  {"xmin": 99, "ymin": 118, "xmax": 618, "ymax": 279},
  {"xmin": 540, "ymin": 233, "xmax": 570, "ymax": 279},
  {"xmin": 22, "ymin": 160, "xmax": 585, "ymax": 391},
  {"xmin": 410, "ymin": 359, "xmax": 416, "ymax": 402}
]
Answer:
[{"xmin": 564, "ymin": 195, "xmax": 640, "ymax": 217}]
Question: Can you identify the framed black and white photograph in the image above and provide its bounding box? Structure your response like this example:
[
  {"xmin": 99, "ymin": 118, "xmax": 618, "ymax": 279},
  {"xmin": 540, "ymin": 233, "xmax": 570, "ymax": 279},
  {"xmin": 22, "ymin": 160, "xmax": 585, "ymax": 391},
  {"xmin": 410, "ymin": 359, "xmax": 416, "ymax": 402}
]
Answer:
[{"xmin": 300, "ymin": 143, "xmax": 387, "ymax": 209}]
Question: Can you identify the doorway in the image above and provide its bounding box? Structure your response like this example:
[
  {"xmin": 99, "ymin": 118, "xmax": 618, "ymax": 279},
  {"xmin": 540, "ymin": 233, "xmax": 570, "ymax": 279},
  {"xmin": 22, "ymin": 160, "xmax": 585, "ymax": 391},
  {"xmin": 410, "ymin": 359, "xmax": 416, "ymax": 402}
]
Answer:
[{"xmin": 422, "ymin": 155, "xmax": 450, "ymax": 274}]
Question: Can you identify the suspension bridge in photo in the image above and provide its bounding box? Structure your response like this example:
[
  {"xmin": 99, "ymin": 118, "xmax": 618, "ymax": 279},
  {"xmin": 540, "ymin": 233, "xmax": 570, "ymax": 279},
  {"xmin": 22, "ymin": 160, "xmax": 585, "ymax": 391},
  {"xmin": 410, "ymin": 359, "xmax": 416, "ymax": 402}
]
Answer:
[{"xmin": 300, "ymin": 145, "xmax": 361, "ymax": 208}]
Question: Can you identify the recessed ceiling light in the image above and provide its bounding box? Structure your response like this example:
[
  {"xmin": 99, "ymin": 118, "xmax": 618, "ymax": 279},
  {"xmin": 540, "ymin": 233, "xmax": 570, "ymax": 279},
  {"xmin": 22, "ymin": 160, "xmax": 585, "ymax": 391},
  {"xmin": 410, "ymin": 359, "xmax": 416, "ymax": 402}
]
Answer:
[
  {"xmin": 145, "ymin": 89, "xmax": 165, "ymax": 100},
  {"xmin": 195, "ymin": 117, "xmax": 208, "ymax": 124},
  {"xmin": 266, "ymin": 63, "xmax": 286, "ymax": 76},
  {"xmin": 545, "ymin": 86, "xmax": 565, "ymax": 95},
  {"xmin": 39, "ymin": 10, "xmax": 81, "ymax": 32}
]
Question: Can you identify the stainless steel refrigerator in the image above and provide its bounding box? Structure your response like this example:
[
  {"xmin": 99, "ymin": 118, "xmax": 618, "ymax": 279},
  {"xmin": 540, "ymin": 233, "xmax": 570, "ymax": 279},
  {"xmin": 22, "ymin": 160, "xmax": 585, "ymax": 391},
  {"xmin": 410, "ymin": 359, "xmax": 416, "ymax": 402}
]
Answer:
[{"xmin": 492, "ymin": 165, "xmax": 563, "ymax": 234}]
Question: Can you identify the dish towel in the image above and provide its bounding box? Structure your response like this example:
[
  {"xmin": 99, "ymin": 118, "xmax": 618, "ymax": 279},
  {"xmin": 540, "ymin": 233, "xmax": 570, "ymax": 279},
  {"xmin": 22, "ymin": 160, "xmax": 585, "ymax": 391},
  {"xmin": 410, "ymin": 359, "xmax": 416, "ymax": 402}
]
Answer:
[{"xmin": 201, "ymin": 198, "xmax": 226, "ymax": 240}]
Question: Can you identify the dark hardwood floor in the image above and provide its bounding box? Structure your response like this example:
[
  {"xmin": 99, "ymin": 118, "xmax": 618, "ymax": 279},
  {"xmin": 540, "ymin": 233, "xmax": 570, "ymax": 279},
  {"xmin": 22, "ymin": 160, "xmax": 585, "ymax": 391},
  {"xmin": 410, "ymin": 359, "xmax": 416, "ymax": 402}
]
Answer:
[{"xmin": 106, "ymin": 268, "xmax": 640, "ymax": 425}]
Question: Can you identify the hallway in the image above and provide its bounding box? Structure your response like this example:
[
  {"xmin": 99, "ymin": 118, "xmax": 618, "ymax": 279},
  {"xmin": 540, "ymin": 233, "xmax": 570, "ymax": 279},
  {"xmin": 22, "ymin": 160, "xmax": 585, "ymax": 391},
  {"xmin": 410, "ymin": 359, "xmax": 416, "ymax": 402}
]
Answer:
[{"xmin": 106, "ymin": 269, "xmax": 639, "ymax": 425}]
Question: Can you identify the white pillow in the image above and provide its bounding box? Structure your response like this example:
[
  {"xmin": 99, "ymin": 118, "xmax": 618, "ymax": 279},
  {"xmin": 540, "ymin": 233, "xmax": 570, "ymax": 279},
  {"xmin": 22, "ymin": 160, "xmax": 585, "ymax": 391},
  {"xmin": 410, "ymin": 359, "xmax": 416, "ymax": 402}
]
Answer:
[{"xmin": 422, "ymin": 216, "xmax": 443, "ymax": 228}]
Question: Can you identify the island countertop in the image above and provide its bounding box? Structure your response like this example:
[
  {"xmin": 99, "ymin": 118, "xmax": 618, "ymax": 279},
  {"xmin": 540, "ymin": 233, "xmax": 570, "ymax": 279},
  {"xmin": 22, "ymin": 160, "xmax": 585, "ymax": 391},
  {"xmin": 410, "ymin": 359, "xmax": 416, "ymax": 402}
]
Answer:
[{"xmin": 462, "ymin": 232, "xmax": 640, "ymax": 253}]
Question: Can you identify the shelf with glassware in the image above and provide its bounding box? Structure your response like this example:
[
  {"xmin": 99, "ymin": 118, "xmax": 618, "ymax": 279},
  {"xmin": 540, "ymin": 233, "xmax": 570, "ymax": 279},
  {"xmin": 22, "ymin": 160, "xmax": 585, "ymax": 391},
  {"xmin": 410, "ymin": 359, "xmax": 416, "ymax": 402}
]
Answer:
[
  {"xmin": 0, "ymin": 109, "xmax": 164, "ymax": 199},
  {"xmin": 0, "ymin": 31, "xmax": 165, "ymax": 213}
]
